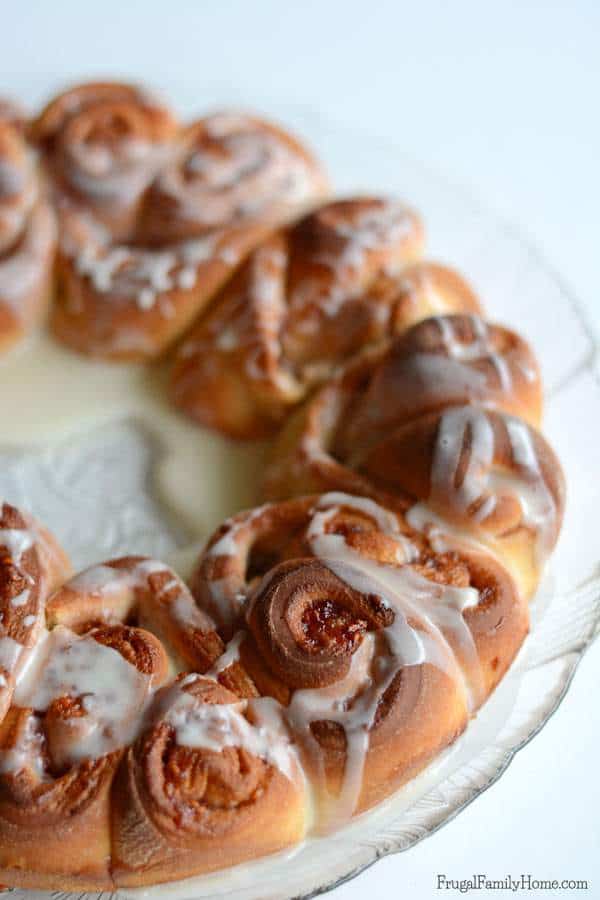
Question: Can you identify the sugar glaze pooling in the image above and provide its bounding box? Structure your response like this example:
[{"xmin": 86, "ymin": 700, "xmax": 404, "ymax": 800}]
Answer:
[{"xmin": 0, "ymin": 332, "xmax": 267, "ymax": 542}]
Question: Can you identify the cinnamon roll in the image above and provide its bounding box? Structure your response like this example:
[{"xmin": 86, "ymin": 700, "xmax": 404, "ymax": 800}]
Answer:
[
  {"xmin": 0, "ymin": 622, "xmax": 169, "ymax": 889},
  {"xmin": 38, "ymin": 84, "xmax": 328, "ymax": 360},
  {"xmin": 0, "ymin": 122, "xmax": 56, "ymax": 353},
  {"xmin": 46, "ymin": 555, "xmax": 224, "ymax": 672},
  {"xmin": 136, "ymin": 112, "xmax": 329, "ymax": 245},
  {"xmin": 171, "ymin": 198, "xmax": 484, "ymax": 438},
  {"xmin": 191, "ymin": 492, "xmax": 528, "ymax": 827},
  {"xmin": 31, "ymin": 81, "xmax": 179, "ymax": 237},
  {"xmin": 0, "ymin": 503, "xmax": 70, "ymax": 723},
  {"xmin": 111, "ymin": 675, "xmax": 307, "ymax": 885},
  {"xmin": 265, "ymin": 320, "xmax": 563, "ymax": 598}
]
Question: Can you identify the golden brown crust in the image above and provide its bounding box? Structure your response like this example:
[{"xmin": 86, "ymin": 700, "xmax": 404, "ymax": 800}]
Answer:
[
  {"xmin": 170, "ymin": 199, "xmax": 485, "ymax": 439},
  {"xmin": 30, "ymin": 82, "xmax": 174, "ymax": 153},
  {"xmin": 52, "ymin": 210, "xmax": 271, "ymax": 360},
  {"xmin": 137, "ymin": 113, "xmax": 329, "ymax": 245},
  {"xmin": 334, "ymin": 313, "xmax": 543, "ymax": 462}
]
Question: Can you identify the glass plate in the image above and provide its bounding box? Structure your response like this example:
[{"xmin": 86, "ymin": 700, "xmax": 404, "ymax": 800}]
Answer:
[{"xmin": 1, "ymin": 107, "xmax": 598, "ymax": 900}]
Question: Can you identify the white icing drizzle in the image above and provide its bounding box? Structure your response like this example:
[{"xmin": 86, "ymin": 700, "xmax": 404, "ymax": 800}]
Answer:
[
  {"xmin": 61, "ymin": 211, "xmax": 238, "ymax": 318},
  {"xmin": 426, "ymin": 406, "xmax": 556, "ymax": 562},
  {"xmin": 406, "ymin": 501, "xmax": 489, "ymax": 555},
  {"xmin": 204, "ymin": 630, "xmax": 245, "ymax": 679},
  {"xmin": 270, "ymin": 492, "xmax": 479, "ymax": 828},
  {"xmin": 310, "ymin": 492, "xmax": 418, "ymax": 564},
  {"xmin": 314, "ymin": 492, "xmax": 401, "ymax": 537},
  {"xmin": 6, "ymin": 625, "xmax": 152, "ymax": 769},
  {"xmin": 286, "ymin": 634, "xmax": 378, "ymax": 829},
  {"xmin": 67, "ymin": 562, "xmax": 127, "ymax": 593},
  {"xmin": 155, "ymin": 113, "xmax": 316, "ymax": 229},
  {"xmin": 0, "ymin": 635, "xmax": 24, "ymax": 675},
  {"xmin": 64, "ymin": 136, "xmax": 169, "ymax": 205},
  {"xmin": 316, "ymin": 201, "xmax": 413, "ymax": 279},
  {"xmin": 206, "ymin": 506, "xmax": 270, "ymax": 560},
  {"xmin": 427, "ymin": 315, "xmax": 513, "ymax": 394},
  {"xmin": 285, "ymin": 200, "xmax": 416, "ymax": 322},
  {"xmin": 503, "ymin": 417, "xmax": 556, "ymax": 560},
  {"xmin": 420, "ymin": 314, "xmax": 511, "ymax": 394},
  {"xmin": 0, "ymin": 527, "xmax": 34, "ymax": 563},
  {"xmin": 489, "ymin": 352, "xmax": 512, "ymax": 391},
  {"xmin": 162, "ymin": 680, "xmax": 299, "ymax": 783},
  {"xmin": 433, "ymin": 313, "xmax": 487, "ymax": 358},
  {"xmin": 0, "ymin": 521, "xmax": 46, "ymax": 696},
  {"xmin": 10, "ymin": 588, "xmax": 30, "ymax": 607},
  {"xmin": 430, "ymin": 406, "xmax": 496, "ymax": 516},
  {"xmin": 64, "ymin": 557, "xmax": 215, "ymax": 633},
  {"xmin": 0, "ymin": 713, "xmax": 46, "ymax": 778}
]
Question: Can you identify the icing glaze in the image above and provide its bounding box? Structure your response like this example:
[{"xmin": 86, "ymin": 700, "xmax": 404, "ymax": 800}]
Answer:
[
  {"xmin": 426, "ymin": 407, "xmax": 556, "ymax": 561},
  {"xmin": 159, "ymin": 677, "xmax": 300, "ymax": 784},
  {"xmin": 8, "ymin": 625, "xmax": 152, "ymax": 767}
]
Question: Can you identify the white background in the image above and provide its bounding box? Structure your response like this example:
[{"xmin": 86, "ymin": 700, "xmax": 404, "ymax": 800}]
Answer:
[{"xmin": 2, "ymin": 2, "xmax": 599, "ymax": 897}]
